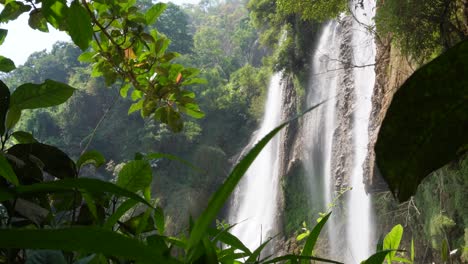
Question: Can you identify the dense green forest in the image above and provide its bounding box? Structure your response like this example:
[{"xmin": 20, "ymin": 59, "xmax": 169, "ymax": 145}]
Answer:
[{"xmin": 0, "ymin": 0, "xmax": 466, "ymax": 263}]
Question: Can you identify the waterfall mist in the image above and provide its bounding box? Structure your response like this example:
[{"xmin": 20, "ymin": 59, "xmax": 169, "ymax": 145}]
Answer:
[{"xmin": 229, "ymin": 72, "xmax": 285, "ymax": 251}]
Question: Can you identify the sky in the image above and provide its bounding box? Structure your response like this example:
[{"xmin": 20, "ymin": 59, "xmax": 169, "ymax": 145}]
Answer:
[{"xmin": 0, "ymin": 0, "xmax": 200, "ymax": 66}]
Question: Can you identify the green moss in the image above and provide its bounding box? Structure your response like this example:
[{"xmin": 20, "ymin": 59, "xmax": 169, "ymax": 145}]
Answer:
[{"xmin": 282, "ymin": 161, "xmax": 324, "ymax": 235}]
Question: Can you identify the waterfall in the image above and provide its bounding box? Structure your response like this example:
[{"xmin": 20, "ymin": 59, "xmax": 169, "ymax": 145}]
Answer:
[
  {"xmin": 303, "ymin": 0, "xmax": 376, "ymax": 262},
  {"xmin": 346, "ymin": 0, "xmax": 376, "ymax": 262},
  {"xmin": 302, "ymin": 21, "xmax": 342, "ymax": 256},
  {"xmin": 229, "ymin": 72, "xmax": 285, "ymax": 251}
]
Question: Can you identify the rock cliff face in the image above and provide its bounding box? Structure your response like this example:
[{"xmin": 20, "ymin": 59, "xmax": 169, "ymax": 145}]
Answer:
[{"xmin": 364, "ymin": 35, "xmax": 416, "ymax": 193}]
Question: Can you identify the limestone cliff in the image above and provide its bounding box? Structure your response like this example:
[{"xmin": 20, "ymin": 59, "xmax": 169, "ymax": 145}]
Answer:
[{"xmin": 364, "ymin": 35, "xmax": 416, "ymax": 193}]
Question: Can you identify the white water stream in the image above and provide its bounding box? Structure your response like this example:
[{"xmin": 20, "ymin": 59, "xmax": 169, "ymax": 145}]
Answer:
[
  {"xmin": 229, "ymin": 73, "xmax": 284, "ymax": 251},
  {"xmin": 346, "ymin": 0, "xmax": 376, "ymax": 262}
]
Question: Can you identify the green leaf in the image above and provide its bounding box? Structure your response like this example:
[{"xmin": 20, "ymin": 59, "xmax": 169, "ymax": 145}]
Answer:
[
  {"xmin": 0, "ymin": 29, "xmax": 7, "ymax": 45},
  {"xmin": 7, "ymin": 143, "xmax": 77, "ymax": 180},
  {"xmin": 0, "ymin": 178, "xmax": 152, "ymax": 208},
  {"xmin": 0, "ymin": 154, "xmax": 19, "ymax": 186},
  {"xmin": 0, "ymin": 80, "xmax": 10, "ymax": 135},
  {"xmin": 77, "ymin": 150, "xmax": 106, "ymax": 169},
  {"xmin": 360, "ymin": 250, "xmax": 394, "ymax": 264},
  {"xmin": 5, "ymin": 107, "xmax": 21, "ymax": 129},
  {"xmin": 104, "ymin": 199, "xmax": 138, "ymax": 229},
  {"xmin": 10, "ymin": 79, "xmax": 75, "ymax": 110},
  {"xmin": 67, "ymin": 0, "xmax": 92, "ymax": 50},
  {"xmin": 0, "ymin": 1, "xmax": 31, "ymax": 23},
  {"xmin": 301, "ymin": 212, "xmax": 330, "ymax": 261},
  {"xmin": 145, "ymin": 3, "xmax": 166, "ymax": 25},
  {"xmin": 128, "ymin": 100, "xmax": 143, "ymax": 114},
  {"xmin": 0, "ymin": 55, "xmax": 16, "ymax": 72},
  {"xmin": 154, "ymin": 207, "xmax": 165, "ymax": 234},
  {"xmin": 77, "ymin": 51, "xmax": 95, "ymax": 63},
  {"xmin": 41, "ymin": 0, "xmax": 68, "ymax": 30},
  {"xmin": 116, "ymin": 160, "xmax": 152, "ymax": 192},
  {"xmin": 10, "ymin": 131, "xmax": 38, "ymax": 144},
  {"xmin": 383, "ymin": 224, "xmax": 403, "ymax": 261},
  {"xmin": 375, "ymin": 39, "xmax": 468, "ymax": 201},
  {"xmin": 0, "ymin": 227, "xmax": 178, "ymax": 263},
  {"xmin": 246, "ymin": 237, "xmax": 274, "ymax": 262},
  {"xmin": 180, "ymin": 103, "xmax": 205, "ymax": 119},
  {"xmin": 186, "ymin": 100, "xmax": 327, "ymax": 250},
  {"xmin": 208, "ymin": 228, "xmax": 251, "ymax": 255},
  {"xmin": 28, "ymin": 9, "xmax": 49, "ymax": 32}
]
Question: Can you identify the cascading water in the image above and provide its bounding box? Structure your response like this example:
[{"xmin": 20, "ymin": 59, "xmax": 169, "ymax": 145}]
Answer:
[
  {"xmin": 303, "ymin": 0, "xmax": 376, "ymax": 262},
  {"xmin": 302, "ymin": 21, "xmax": 342, "ymax": 256},
  {"xmin": 346, "ymin": 0, "xmax": 376, "ymax": 262},
  {"xmin": 229, "ymin": 72, "xmax": 284, "ymax": 251}
]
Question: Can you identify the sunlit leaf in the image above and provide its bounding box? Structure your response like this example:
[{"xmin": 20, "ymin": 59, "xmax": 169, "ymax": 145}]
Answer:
[
  {"xmin": 0, "ymin": 1, "xmax": 31, "ymax": 23},
  {"xmin": 145, "ymin": 3, "xmax": 166, "ymax": 25},
  {"xmin": 10, "ymin": 131, "xmax": 38, "ymax": 144},
  {"xmin": 0, "ymin": 55, "xmax": 16, "ymax": 72},
  {"xmin": 116, "ymin": 160, "xmax": 152, "ymax": 192},
  {"xmin": 10, "ymin": 79, "xmax": 75, "ymax": 110}
]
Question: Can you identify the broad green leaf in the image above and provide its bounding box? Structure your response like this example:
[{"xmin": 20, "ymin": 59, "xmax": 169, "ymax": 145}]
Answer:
[
  {"xmin": 0, "ymin": 29, "xmax": 7, "ymax": 45},
  {"xmin": 180, "ymin": 103, "xmax": 205, "ymax": 119},
  {"xmin": 383, "ymin": 224, "xmax": 403, "ymax": 262},
  {"xmin": 11, "ymin": 131, "xmax": 38, "ymax": 144},
  {"xmin": 0, "ymin": 80, "xmax": 9, "ymax": 135},
  {"xmin": 67, "ymin": 0, "xmax": 92, "ymax": 50},
  {"xmin": 186, "ymin": 100, "xmax": 326, "ymax": 249},
  {"xmin": 301, "ymin": 212, "xmax": 331, "ymax": 262},
  {"xmin": 0, "ymin": 227, "xmax": 178, "ymax": 263},
  {"xmin": 0, "ymin": 154, "xmax": 19, "ymax": 186},
  {"xmin": 0, "ymin": 178, "xmax": 152, "ymax": 208},
  {"xmin": 0, "ymin": 55, "xmax": 16, "ymax": 72},
  {"xmin": 128, "ymin": 100, "xmax": 143, "ymax": 114},
  {"xmin": 263, "ymin": 254, "xmax": 342, "ymax": 264},
  {"xmin": 42, "ymin": 0, "xmax": 68, "ymax": 30},
  {"xmin": 5, "ymin": 107, "xmax": 21, "ymax": 129},
  {"xmin": 116, "ymin": 160, "xmax": 152, "ymax": 192},
  {"xmin": 375, "ymin": 39, "xmax": 468, "ymax": 201},
  {"xmin": 119, "ymin": 84, "xmax": 131, "ymax": 98},
  {"xmin": 0, "ymin": 1, "xmax": 31, "ymax": 23},
  {"xmin": 10, "ymin": 79, "xmax": 75, "ymax": 110},
  {"xmin": 360, "ymin": 250, "xmax": 394, "ymax": 264},
  {"xmin": 77, "ymin": 150, "xmax": 106, "ymax": 169},
  {"xmin": 77, "ymin": 51, "xmax": 95, "ymax": 63},
  {"xmin": 145, "ymin": 3, "xmax": 166, "ymax": 25},
  {"xmin": 7, "ymin": 143, "xmax": 77, "ymax": 179},
  {"xmin": 28, "ymin": 9, "xmax": 49, "ymax": 32}
]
